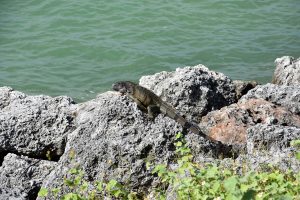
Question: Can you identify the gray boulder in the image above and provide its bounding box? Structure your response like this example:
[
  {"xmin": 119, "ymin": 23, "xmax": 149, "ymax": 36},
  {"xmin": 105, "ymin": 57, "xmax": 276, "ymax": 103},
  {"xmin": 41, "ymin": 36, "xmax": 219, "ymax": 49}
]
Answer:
[
  {"xmin": 2, "ymin": 59, "xmax": 299, "ymax": 198},
  {"xmin": 245, "ymin": 124, "xmax": 300, "ymax": 172},
  {"xmin": 40, "ymin": 91, "xmax": 231, "ymax": 197},
  {"xmin": 272, "ymin": 56, "xmax": 300, "ymax": 85},
  {"xmin": 232, "ymin": 80, "xmax": 258, "ymax": 100},
  {"xmin": 247, "ymin": 124, "xmax": 300, "ymax": 154},
  {"xmin": 0, "ymin": 153, "xmax": 56, "ymax": 200},
  {"xmin": 199, "ymin": 98, "xmax": 300, "ymax": 144},
  {"xmin": 241, "ymin": 83, "xmax": 300, "ymax": 115},
  {"xmin": 139, "ymin": 65, "xmax": 237, "ymax": 121},
  {"xmin": 0, "ymin": 87, "xmax": 76, "ymax": 160},
  {"xmin": 40, "ymin": 91, "xmax": 182, "ymax": 197}
]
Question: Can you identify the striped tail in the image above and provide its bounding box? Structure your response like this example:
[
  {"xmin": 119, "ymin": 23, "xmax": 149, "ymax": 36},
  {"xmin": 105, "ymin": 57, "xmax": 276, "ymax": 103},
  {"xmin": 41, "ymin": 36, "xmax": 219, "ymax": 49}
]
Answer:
[{"xmin": 174, "ymin": 114, "xmax": 218, "ymax": 143}]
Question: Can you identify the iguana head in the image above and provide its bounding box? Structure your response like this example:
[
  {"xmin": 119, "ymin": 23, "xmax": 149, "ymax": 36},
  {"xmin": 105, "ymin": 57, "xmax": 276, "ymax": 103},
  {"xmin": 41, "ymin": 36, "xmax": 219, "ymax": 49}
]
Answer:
[{"xmin": 112, "ymin": 81, "xmax": 135, "ymax": 95}]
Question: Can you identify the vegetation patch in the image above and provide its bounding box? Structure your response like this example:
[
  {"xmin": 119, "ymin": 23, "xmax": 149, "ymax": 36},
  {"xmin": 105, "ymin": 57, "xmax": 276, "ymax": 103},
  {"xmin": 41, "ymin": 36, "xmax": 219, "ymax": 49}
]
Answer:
[
  {"xmin": 151, "ymin": 135, "xmax": 300, "ymax": 200},
  {"xmin": 38, "ymin": 136, "xmax": 300, "ymax": 200}
]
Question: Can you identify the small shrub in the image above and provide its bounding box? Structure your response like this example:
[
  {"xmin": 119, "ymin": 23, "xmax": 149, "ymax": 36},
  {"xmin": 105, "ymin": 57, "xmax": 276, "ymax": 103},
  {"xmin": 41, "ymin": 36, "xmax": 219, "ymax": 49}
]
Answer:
[
  {"xmin": 291, "ymin": 139, "xmax": 300, "ymax": 161},
  {"xmin": 151, "ymin": 133, "xmax": 300, "ymax": 200},
  {"xmin": 38, "ymin": 150, "xmax": 138, "ymax": 200},
  {"xmin": 38, "ymin": 136, "xmax": 300, "ymax": 199}
]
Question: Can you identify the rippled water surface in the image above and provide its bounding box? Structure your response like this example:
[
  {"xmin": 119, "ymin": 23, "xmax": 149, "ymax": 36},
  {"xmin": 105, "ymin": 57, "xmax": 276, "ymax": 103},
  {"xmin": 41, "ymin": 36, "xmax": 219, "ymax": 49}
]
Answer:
[{"xmin": 0, "ymin": 1, "xmax": 299, "ymax": 101}]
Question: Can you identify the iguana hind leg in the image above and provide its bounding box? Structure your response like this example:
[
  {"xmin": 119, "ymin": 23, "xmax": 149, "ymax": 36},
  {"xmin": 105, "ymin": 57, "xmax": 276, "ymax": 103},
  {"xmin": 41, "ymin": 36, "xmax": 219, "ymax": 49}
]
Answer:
[{"xmin": 147, "ymin": 105, "xmax": 160, "ymax": 119}]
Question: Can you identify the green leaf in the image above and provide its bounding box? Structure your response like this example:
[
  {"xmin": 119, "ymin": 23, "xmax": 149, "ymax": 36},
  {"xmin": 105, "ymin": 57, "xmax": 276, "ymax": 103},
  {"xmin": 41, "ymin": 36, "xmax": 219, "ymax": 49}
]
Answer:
[
  {"xmin": 96, "ymin": 181, "xmax": 103, "ymax": 192},
  {"xmin": 69, "ymin": 168, "xmax": 78, "ymax": 175},
  {"xmin": 247, "ymin": 181, "xmax": 258, "ymax": 189},
  {"xmin": 224, "ymin": 176, "xmax": 238, "ymax": 193},
  {"xmin": 206, "ymin": 165, "xmax": 218, "ymax": 178},
  {"xmin": 88, "ymin": 190, "xmax": 96, "ymax": 199},
  {"xmin": 112, "ymin": 189, "xmax": 122, "ymax": 197},
  {"xmin": 242, "ymin": 189, "xmax": 256, "ymax": 200},
  {"xmin": 167, "ymin": 171, "xmax": 176, "ymax": 178},
  {"xmin": 176, "ymin": 132, "xmax": 183, "ymax": 139},
  {"xmin": 107, "ymin": 179, "xmax": 118, "ymax": 189},
  {"xmin": 106, "ymin": 179, "xmax": 124, "ymax": 196},
  {"xmin": 146, "ymin": 161, "xmax": 151, "ymax": 170},
  {"xmin": 225, "ymin": 193, "xmax": 240, "ymax": 200},
  {"xmin": 128, "ymin": 192, "xmax": 138, "ymax": 200},
  {"xmin": 181, "ymin": 155, "xmax": 192, "ymax": 162},
  {"xmin": 51, "ymin": 188, "xmax": 59, "ymax": 197},
  {"xmin": 291, "ymin": 140, "xmax": 300, "ymax": 147},
  {"xmin": 269, "ymin": 172, "xmax": 277, "ymax": 178},
  {"xmin": 152, "ymin": 164, "xmax": 167, "ymax": 177},
  {"xmin": 211, "ymin": 181, "xmax": 220, "ymax": 193},
  {"xmin": 38, "ymin": 188, "xmax": 48, "ymax": 197},
  {"xmin": 296, "ymin": 152, "xmax": 300, "ymax": 160},
  {"xmin": 223, "ymin": 169, "xmax": 232, "ymax": 177},
  {"xmin": 159, "ymin": 193, "xmax": 166, "ymax": 200},
  {"xmin": 64, "ymin": 178, "xmax": 75, "ymax": 187},
  {"xmin": 62, "ymin": 193, "xmax": 82, "ymax": 200},
  {"xmin": 80, "ymin": 181, "xmax": 88, "ymax": 192},
  {"xmin": 277, "ymin": 194, "xmax": 293, "ymax": 200},
  {"xmin": 69, "ymin": 149, "xmax": 76, "ymax": 160},
  {"xmin": 240, "ymin": 184, "xmax": 250, "ymax": 193},
  {"xmin": 74, "ymin": 176, "xmax": 81, "ymax": 186},
  {"xmin": 175, "ymin": 141, "xmax": 183, "ymax": 147}
]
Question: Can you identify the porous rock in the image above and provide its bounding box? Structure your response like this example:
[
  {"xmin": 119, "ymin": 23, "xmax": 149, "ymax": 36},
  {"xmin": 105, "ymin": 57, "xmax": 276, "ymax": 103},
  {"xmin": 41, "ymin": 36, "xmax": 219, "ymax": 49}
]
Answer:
[
  {"xmin": 3, "ymin": 58, "xmax": 300, "ymax": 198},
  {"xmin": 0, "ymin": 153, "xmax": 56, "ymax": 200},
  {"xmin": 247, "ymin": 124, "xmax": 300, "ymax": 154},
  {"xmin": 232, "ymin": 80, "xmax": 258, "ymax": 100},
  {"xmin": 244, "ymin": 124, "xmax": 300, "ymax": 172},
  {"xmin": 200, "ymin": 98, "xmax": 300, "ymax": 144},
  {"xmin": 0, "ymin": 87, "xmax": 76, "ymax": 160},
  {"xmin": 272, "ymin": 56, "xmax": 300, "ymax": 85},
  {"xmin": 139, "ymin": 65, "xmax": 237, "ymax": 121},
  {"xmin": 241, "ymin": 83, "xmax": 300, "ymax": 115},
  {"xmin": 166, "ymin": 123, "xmax": 300, "ymax": 199},
  {"xmin": 40, "ymin": 91, "xmax": 228, "ymax": 197}
]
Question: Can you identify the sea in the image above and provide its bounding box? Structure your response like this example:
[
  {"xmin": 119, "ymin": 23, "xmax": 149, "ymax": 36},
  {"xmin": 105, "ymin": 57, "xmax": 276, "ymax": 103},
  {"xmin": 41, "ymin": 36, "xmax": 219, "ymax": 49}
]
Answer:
[{"xmin": 0, "ymin": 0, "xmax": 299, "ymax": 102}]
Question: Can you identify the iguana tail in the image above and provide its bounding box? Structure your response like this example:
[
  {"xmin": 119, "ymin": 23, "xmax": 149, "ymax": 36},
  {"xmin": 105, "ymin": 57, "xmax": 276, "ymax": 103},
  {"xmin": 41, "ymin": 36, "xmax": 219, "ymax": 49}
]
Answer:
[{"xmin": 173, "ymin": 114, "xmax": 218, "ymax": 143}]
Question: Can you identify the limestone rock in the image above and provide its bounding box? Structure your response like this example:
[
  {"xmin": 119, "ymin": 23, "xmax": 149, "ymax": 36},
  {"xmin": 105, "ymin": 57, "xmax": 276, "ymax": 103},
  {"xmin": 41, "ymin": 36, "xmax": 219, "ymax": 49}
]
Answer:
[
  {"xmin": 272, "ymin": 56, "xmax": 300, "ymax": 85},
  {"xmin": 0, "ymin": 153, "xmax": 56, "ymax": 200},
  {"xmin": 0, "ymin": 87, "xmax": 76, "ymax": 160},
  {"xmin": 241, "ymin": 83, "xmax": 300, "ymax": 115},
  {"xmin": 200, "ymin": 98, "xmax": 300, "ymax": 144},
  {"xmin": 247, "ymin": 124, "xmax": 300, "ymax": 154},
  {"xmin": 1, "ymin": 59, "xmax": 299, "ymax": 198},
  {"xmin": 40, "ymin": 91, "xmax": 229, "ymax": 197},
  {"xmin": 232, "ymin": 80, "xmax": 258, "ymax": 99},
  {"xmin": 139, "ymin": 65, "xmax": 237, "ymax": 121},
  {"xmin": 245, "ymin": 124, "xmax": 300, "ymax": 172}
]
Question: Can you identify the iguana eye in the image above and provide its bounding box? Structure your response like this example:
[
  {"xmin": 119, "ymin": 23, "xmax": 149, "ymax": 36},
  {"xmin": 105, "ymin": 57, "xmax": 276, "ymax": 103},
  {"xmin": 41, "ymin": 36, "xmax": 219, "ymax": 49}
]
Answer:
[{"xmin": 127, "ymin": 89, "xmax": 133, "ymax": 94}]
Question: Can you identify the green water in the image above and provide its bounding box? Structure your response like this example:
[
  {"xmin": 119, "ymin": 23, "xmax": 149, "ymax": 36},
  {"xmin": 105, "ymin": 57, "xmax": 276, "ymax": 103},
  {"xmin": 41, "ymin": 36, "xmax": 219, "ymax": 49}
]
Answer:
[{"xmin": 0, "ymin": 1, "xmax": 299, "ymax": 101}]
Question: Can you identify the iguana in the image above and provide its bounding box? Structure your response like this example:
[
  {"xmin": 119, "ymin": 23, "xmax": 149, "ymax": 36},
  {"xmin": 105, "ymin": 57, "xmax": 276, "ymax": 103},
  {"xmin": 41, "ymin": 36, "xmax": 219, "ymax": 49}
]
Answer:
[{"xmin": 112, "ymin": 81, "xmax": 217, "ymax": 142}]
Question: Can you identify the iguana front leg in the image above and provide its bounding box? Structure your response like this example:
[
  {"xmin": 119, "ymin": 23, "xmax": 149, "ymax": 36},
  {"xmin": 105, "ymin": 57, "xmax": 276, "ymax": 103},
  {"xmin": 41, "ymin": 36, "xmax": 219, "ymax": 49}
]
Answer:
[
  {"xmin": 129, "ymin": 95, "xmax": 159, "ymax": 119},
  {"xmin": 130, "ymin": 97, "xmax": 147, "ymax": 112}
]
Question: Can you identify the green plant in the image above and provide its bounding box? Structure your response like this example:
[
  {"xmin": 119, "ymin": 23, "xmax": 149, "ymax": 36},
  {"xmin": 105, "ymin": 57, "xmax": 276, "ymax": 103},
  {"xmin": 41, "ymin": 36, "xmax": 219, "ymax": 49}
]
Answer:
[
  {"xmin": 38, "ymin": 136, "xmax": 300, "ymax": 200},
  {"xmin": 151, "ymin": 133, "xmax": 300, "ymax": 200},
  {"xmin": 38, "ymin": 164, "xmax": 96, "ymax": 199},
  {"xmin": 38, "ymin": 149, "xmax": 138, "ymax": 200},
  {"xmin": 291, "ymin": 139, "xmax": 300, "ymax": 161}
]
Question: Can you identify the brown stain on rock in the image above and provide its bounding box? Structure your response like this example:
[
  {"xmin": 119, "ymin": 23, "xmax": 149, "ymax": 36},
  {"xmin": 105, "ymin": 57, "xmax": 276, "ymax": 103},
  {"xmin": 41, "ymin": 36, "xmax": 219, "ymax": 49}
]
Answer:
[{"xmin": 201, "ymin": 98, "xmax": 300, "ymax": 144}]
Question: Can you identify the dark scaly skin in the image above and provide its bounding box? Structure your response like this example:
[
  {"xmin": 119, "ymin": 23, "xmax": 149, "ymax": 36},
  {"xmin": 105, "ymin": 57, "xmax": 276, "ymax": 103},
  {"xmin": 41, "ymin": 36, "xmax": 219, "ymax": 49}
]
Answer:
[{"xmin": 112, "ymin": 81, "xmax": 217, "ymax": 142}]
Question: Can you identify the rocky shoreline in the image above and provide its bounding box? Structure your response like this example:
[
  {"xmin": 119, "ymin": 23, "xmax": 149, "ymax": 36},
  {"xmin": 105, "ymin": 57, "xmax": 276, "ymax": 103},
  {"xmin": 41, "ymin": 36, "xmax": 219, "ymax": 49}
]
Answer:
[{"xmin": 0, "ymin": 56, "xmax": 299, "ymax": 199}]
